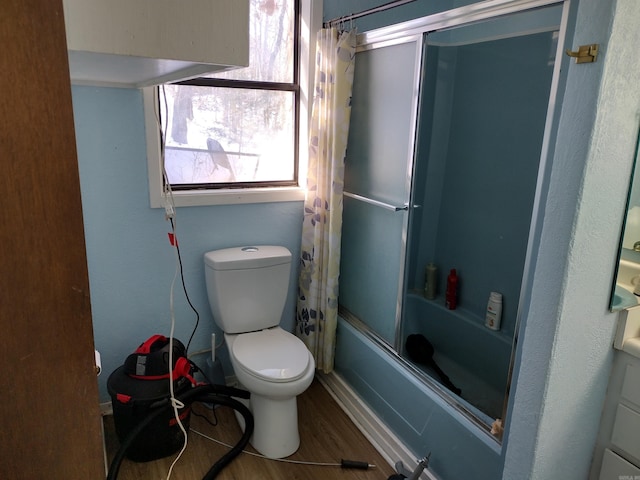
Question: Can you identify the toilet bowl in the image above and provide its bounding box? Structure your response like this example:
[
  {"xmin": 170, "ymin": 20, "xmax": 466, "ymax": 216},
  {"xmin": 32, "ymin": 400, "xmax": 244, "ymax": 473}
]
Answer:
[{"xmin": 226, "ymin": 327, "xmax": 315, "ymax": 458}]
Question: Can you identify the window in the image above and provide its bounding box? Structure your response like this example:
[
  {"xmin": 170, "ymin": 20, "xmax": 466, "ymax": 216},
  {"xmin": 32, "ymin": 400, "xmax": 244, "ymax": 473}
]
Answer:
[{"xmin": 146, "ymin": 0, "xmax": 318, "ymax": 207}]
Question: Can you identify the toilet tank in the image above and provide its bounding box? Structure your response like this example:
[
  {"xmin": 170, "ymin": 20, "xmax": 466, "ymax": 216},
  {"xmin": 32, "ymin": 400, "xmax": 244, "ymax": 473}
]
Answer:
[{"xmin": 204, "ymin": 246, "xmax": 292, "ymax": 334}]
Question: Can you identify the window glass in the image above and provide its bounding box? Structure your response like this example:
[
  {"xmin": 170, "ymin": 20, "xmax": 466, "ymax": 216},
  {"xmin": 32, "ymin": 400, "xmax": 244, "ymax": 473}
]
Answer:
[
  {"xmin": 160, "ymin": 0, "xmax": 298, "ymax": 189},
  {"xmin": 162, "ymin": 86, "xmax": 295, "ymax": 185},
  {"xmin": 207, "ymin": 0, "xmax": 295, "ymax": 83}
]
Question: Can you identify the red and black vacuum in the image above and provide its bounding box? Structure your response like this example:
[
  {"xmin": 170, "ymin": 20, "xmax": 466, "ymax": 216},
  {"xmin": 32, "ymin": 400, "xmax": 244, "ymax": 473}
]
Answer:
[
  {"xmin": 107, "ymin": 335, "xmax": 196, "ymax": 462},
  {"xmin": 106, "ymin": 335, "xmax": 254, "ymax": 480}
]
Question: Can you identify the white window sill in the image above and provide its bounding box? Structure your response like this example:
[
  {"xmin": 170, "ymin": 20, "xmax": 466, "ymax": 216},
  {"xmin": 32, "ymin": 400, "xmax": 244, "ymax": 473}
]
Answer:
[{"xmin": 152, "ymin": 186, "xmax": 306, "ymax": 208}]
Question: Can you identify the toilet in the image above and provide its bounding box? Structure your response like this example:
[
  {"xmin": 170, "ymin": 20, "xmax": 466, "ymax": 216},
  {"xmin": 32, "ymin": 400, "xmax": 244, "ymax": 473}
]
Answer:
[{"xmin": 203, "ymin": 245, "xmax": 315, "ymax": 459}]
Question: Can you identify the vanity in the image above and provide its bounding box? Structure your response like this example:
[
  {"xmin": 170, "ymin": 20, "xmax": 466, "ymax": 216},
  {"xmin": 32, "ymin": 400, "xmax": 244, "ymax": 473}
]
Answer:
[
  {"xmin": 591, "ymin": 308, "xmax": 640, "ymax": 479},
  {"xmin": 590, "ymin": 119, "xmax": 640, "ymax": 479}
]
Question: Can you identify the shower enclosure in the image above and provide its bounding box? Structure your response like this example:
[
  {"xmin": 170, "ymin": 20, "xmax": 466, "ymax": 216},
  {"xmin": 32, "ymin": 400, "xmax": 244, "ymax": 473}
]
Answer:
[{"xmin": 339, "ymin": 1, "xmax": 565, "ymax": 431}]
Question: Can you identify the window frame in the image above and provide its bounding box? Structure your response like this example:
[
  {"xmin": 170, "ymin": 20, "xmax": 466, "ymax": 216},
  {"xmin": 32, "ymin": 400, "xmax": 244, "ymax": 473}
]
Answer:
[{"xmin": 145, "ymin": 0, "xmax": 320, "ymax": 208}]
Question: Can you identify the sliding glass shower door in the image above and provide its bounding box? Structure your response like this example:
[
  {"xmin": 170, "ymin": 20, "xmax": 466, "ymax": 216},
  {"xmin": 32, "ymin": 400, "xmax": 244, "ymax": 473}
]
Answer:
[
  {"xmin": 338, "ymin": 34, "xmax": 423, "ymax": 346},
  {"xmin": 338, "ymin": 2, "xmax": 564, "ymax": 426}
]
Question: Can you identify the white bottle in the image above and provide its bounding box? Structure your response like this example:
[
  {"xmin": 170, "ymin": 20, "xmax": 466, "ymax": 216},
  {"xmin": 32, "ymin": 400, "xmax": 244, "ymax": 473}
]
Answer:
[{"xmin": 485, "ymin": 292, "xmax": 503, "ymax": 330}]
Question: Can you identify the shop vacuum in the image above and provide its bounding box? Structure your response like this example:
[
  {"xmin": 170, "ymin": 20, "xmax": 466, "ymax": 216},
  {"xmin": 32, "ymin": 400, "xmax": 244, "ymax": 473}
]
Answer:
[{"xmin": 106, "ymin": 335, "xmax": 254, "ymax": 480}]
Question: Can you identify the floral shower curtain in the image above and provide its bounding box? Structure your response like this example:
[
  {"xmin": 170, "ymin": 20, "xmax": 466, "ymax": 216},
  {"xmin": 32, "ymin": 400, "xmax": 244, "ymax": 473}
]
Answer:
[{"xmin": 296, "ymin": 27, "xmax": 356, "ymax": 373}]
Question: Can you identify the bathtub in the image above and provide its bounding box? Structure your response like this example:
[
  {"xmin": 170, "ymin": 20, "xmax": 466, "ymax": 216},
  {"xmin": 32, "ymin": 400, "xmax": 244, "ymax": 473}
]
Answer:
[{"xmin": 402, "ymin": 293, "xmax": 513, "ymax": 420}]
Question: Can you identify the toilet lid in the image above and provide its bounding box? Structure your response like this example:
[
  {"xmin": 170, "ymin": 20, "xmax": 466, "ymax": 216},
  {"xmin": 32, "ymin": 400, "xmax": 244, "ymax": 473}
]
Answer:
[{"xmin": 232, "ymin": 329, "xmax": 310, "ymax": 382}]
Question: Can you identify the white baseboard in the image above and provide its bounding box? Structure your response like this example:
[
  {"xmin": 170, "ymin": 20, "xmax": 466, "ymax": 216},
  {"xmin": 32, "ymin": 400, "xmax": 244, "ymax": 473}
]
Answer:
[
  {"xmin": 317, "ymin": 371, "xmax": 438, "ymax": 480},
  {"xmin": 100, "ymin": 401, "xmax": 113, "ymax": 416}
]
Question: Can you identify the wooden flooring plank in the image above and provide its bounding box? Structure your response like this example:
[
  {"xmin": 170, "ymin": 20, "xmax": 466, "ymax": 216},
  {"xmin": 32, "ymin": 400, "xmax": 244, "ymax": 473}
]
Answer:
[{"xmin": 104, "ymin": 379, "xmax": 396, "ymax": 479}]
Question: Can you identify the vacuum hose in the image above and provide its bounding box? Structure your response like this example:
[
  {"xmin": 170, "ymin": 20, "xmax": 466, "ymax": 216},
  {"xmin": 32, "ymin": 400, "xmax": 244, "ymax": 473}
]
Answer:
[{"xmin": 106, "ymin": 384, "xmax": 254, "ymax": 480}]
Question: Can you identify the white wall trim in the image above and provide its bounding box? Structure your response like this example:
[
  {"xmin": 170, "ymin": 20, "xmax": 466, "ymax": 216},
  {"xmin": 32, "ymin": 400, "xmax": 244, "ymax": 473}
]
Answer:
[
  {"xmin": 100, "ymin": 401, "xmax": 113, "ymax": 416},
  {"xmin": 317, "ymin": 371, "xmax": 439, "ymax": 480}
]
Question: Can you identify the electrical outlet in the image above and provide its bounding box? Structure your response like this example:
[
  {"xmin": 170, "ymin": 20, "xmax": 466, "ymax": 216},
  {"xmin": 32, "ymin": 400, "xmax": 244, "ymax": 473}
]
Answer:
[{"xmin": 164, "ymin": 202, "xmax": 175, "ymax": 220}]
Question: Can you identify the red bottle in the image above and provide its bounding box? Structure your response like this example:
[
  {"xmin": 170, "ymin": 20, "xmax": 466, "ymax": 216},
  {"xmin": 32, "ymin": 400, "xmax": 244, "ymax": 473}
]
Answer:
[{"xmin": 446, "ymin": 269, "xmax": 458, "ymax": 310}]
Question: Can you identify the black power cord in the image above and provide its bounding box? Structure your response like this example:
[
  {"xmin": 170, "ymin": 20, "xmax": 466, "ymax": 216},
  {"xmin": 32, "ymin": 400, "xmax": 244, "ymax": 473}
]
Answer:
[{"xmin": 168, "ymin": 217, "xmax": 200, "ymax": 352}]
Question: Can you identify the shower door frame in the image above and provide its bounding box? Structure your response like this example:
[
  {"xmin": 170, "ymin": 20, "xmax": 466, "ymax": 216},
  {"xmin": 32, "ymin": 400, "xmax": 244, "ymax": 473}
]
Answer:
[
  {"xmin": 338, "ymin": 0, "xmax": 571, "ymax": 438},
  {"xmin": 339, "ymin": 31, "xmax": 424, "ymax": 351}
]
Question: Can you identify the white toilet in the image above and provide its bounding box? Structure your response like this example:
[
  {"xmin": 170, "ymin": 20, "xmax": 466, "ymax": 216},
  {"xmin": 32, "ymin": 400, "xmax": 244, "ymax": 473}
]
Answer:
[{"xmin": 203, "ymin": 245, "xmax": 315, "ymax": 459}]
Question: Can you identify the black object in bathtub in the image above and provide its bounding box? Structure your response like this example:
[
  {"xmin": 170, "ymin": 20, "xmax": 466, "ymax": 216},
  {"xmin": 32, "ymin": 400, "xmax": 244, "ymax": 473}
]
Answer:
[{"xmin": 406, "ymin": 334, "xmax": 462, "ymax": 396}]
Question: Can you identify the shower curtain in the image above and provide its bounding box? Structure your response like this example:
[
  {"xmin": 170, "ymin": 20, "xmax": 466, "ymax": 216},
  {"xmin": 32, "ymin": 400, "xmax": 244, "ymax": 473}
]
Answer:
[{"xmin": 296, "ymin": 27, "xmax": 356, "ymax": 373}]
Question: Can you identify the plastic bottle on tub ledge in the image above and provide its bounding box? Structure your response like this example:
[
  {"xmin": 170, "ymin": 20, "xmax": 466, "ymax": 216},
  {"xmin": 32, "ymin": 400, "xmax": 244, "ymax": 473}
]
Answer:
[
  {"xmin": 485, "ymin": 292, "xmax": 503, "ymax": 330},
  {"xmin": 445, "ymin": 269, "xmax": 458, "ymax": 310},
  {"xmin": 424, "ymin": 263, "xmax": 437, "ymax": 300}
]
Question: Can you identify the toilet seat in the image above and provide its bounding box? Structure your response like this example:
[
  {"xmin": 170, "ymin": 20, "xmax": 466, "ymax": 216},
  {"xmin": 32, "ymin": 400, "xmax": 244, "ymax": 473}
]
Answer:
[{"xmin": 231, "ymin": 329, "xmax": 310, "ymax": 383}]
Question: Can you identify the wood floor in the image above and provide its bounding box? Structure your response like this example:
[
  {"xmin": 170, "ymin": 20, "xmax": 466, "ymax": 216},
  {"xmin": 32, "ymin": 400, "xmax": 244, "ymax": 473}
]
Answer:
[{"xmin": 104, "ymin": 379, "xmax": 396, "ymax": 479}]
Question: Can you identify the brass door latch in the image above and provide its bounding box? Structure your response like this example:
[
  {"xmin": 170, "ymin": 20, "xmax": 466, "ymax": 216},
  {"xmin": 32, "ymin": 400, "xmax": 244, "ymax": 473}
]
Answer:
[{"xmin": 566, "ymin": 44, "xmax": 599, "ymax": 63}]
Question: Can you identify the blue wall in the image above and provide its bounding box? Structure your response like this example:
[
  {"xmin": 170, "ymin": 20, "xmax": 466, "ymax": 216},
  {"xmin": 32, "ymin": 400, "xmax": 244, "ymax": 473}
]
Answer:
[
  {"xmin": 323, "ymin": 0, "xmax": 457, "ymax": 31},
  {"xmin": 71, "ymin": 86, "xmax": 304, "ymax": 401}
]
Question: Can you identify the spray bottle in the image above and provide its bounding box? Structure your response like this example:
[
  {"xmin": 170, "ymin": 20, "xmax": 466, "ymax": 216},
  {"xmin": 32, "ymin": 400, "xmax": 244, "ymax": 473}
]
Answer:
[{"xmin": 445, "ymin": 269, "xmax": 458, "ymax": 310}]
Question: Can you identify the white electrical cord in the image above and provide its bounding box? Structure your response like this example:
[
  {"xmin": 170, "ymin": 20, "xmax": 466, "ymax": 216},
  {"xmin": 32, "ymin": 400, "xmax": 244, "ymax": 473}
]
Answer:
[
  {"xmin": 189, "ymin": 428, "xmax": 357, "ymax": 468},
  {"xmin": 166, "ymin": 251, "xmax": 189, "ymax": 479},
  {"xmin": 155, "ymin": 84, "xmax": 189, "ymax": 480},
  {"xmin": 158, "ymin": 84, "xmax": 177, "ymax": 217}
]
